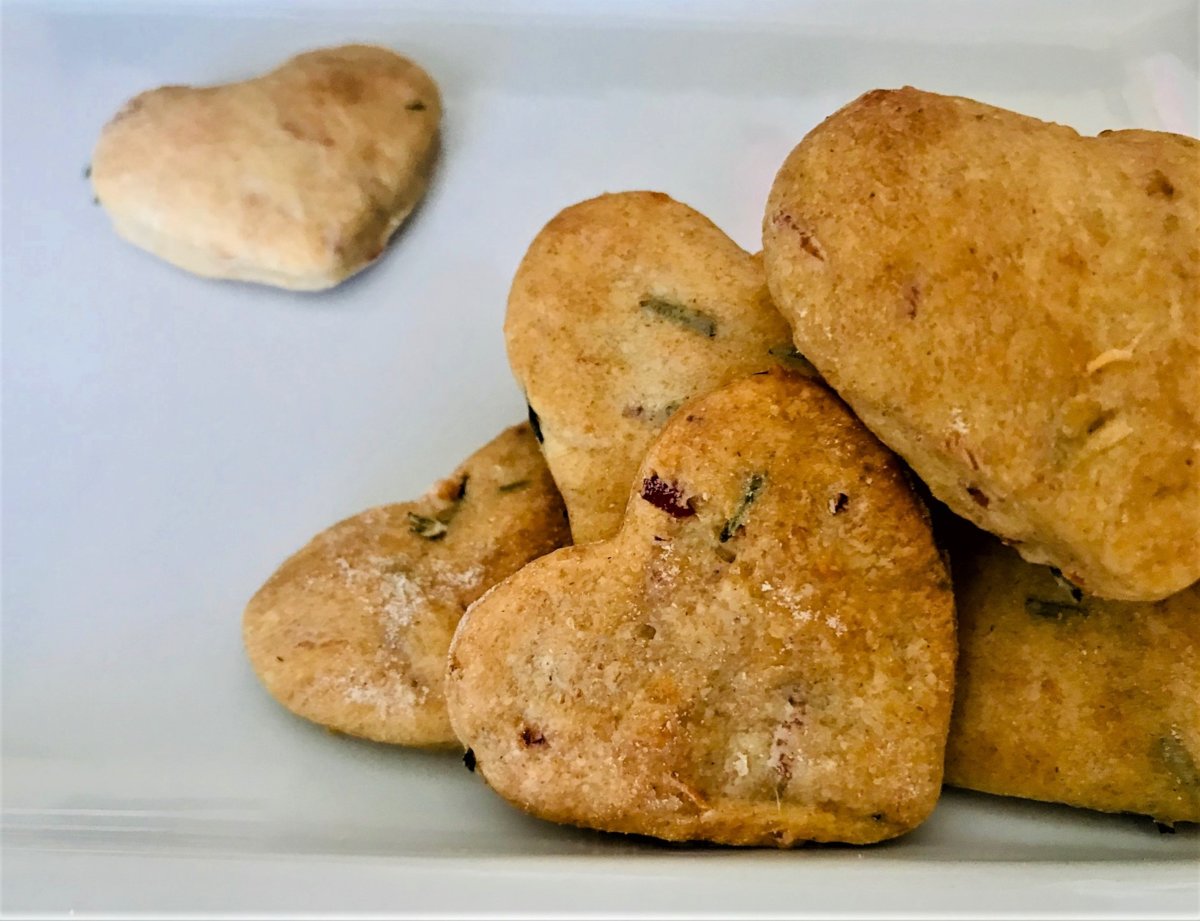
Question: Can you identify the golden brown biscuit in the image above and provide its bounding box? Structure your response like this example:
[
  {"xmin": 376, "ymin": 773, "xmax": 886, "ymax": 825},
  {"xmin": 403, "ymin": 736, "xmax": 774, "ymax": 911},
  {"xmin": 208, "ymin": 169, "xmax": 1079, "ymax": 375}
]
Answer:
[
  {"xmin": 506, "ymin": 191, "xmax": 806, "ymax": 544},
  {"xmin": 92, "ymin": 44, "xmax": 440, "ymax": 290},
  {"xmin": 243, "ymin": 424, "xmax": 569, "ymax": 746},
  {"xmin": 763, "ymin": 87, "xmax": 1200, "ymax": 601},
  {"xmin": 447, "ymin": 370, "xmax": 955, "ymax": 845},
  {"xmin": 944, "ymin": 519, "xmax": 1199, "ymax": 824}
]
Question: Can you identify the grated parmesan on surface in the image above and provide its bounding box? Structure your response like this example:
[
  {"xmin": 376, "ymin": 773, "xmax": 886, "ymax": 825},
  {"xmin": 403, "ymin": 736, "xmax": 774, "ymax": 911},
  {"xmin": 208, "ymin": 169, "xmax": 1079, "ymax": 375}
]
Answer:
[
  {"xmin": 316, "ymin": 667, "xmax": 428, "ymax": 716},
  {"xmin": 1085, "ymin": 347, "xmax": 1134, "ymax": 374},
  {"xmin": 949, "ymin": 407, "xmax": 970, "ymax": 435},
  {"xmin": 427, "ymin": 559, "xmax": 486, "ymax": 596},
  {"xmin": 317, "ymin": 548, "xmax": 493, "ymax": 717},
  {"xmin": 379, "ymin": 569, "xmax": 429, "ymax": 647}
]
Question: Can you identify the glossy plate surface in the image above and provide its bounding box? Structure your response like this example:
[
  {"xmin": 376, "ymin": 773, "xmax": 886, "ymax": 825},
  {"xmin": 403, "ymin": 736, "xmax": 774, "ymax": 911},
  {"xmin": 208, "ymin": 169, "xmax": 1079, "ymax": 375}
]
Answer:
[{"xmin": 3, "ymin": 0, "xmax": 1198, "ymax": 914}]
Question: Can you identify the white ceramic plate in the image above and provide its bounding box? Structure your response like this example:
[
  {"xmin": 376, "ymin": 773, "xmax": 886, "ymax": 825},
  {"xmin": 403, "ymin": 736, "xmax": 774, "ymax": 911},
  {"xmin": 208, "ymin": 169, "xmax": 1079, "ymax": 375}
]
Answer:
[{"xmin": 3, "ymin": 0, "xmax": 1198, "ymax": 915}]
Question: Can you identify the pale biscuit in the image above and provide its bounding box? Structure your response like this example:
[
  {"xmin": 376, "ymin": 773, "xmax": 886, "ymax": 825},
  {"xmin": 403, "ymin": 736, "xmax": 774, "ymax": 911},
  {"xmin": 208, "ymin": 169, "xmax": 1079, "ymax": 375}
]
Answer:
[
  {"xmin": 243, "ymin": 424, "xmax": 569, "ymax": 746},
  {"xmin": 764, "ymin": 87, "xmax": 1200, "ymax": 601},
  {"xmin": 92, "ymin": 44, "xmax": 441, "ymax": 290},
  {"xmin": 944, "ymin": 519, "xmax": 1199, "ymax": 824},
  {"xmin": 506, "ymin": 191, "xmax": 807, "ymax": 544},
  {"xmin": 447, "ymin": 370, "xmax": 955, "ymax": 845}
]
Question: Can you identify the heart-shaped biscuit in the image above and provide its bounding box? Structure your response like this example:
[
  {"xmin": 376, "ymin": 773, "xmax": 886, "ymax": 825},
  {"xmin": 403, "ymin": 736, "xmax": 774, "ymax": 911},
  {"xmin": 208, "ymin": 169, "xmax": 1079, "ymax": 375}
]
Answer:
[
  {"xmin": 243, "ymin": 423, "xmax": 569, "ymax": 746},
  {"xmin": 943, "ymin": 516, "xmax": 1200, "ymax": 824},
  {"xmin": 447, "ymin": 370, "xmax": 955, "ymax": 845},
  {"xmin": 506, "ymin": 191, "xmax": 806, "ymax": 544},
  {"xmin": 91, "ymin": 44, "xmax": 440, "ymax": 290},
  {"xmin": 764, "ymin": 87, "xmax": 1200, "ymax": 601}
]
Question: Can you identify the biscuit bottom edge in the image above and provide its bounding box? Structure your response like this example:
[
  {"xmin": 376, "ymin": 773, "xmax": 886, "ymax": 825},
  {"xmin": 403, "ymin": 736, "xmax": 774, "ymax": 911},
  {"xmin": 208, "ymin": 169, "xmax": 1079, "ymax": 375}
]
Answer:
[{"xmin": 471, "ymin": 763, "xmax": 934, "ymax": 848}]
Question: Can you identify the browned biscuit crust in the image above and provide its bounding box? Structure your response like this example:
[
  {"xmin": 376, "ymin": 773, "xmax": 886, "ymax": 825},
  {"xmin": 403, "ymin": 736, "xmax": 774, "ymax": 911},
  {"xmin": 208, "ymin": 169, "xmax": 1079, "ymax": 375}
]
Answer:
[
  {"xmin": 92, "ymin": 44, "xmax": 441, "ymax": 290},
  {"xmin": 243, "ymin": 424, "xmax": 569, "ymax": 746},
  {"xmin": 944, "ymin": 520, "xmax": 1199, "ymax": 824},
  {"xmin": 447, "ymin": 370, "xmax": 955, "ymax": 845},
  {"xmin": 506, "ymin": 191, "xmax": 805, "ymax": 544},
  {"xmin": 764, "ymin": 87, "xmax": 1200, "ymax": 601}
]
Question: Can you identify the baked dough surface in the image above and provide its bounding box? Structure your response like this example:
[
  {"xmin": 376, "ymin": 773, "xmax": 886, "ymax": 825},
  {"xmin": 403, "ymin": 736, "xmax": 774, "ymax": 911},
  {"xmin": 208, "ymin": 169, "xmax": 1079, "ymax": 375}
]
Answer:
[
  {"xmin": 448, "ymin": 371, "xmax": 955, "ymax": 845},
  {"xmin": 92, "ymin": 44, "xmax": 441, "ymax": 289},
  {"xmin": 244, "ymin": 423, "xmax": 569, "ymax": 746},
  {"xmin": 764, "ymin": 87, "xmax": 1200, "ymax": 600}
]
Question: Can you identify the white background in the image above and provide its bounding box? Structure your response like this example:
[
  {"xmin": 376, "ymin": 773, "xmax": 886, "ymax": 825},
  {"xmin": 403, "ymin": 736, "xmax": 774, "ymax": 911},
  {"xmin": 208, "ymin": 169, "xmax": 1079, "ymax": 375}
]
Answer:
[{"xmin": 3, "ymin": 0, "xmax": 1198, "ymax": 914}]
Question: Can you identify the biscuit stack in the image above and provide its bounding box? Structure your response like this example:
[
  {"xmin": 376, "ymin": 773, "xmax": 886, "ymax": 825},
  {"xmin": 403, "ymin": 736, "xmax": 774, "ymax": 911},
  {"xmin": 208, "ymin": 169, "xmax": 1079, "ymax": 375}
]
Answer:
[{"xmin": 230, "ymin": 80, "xmax": 1197, "ymax": 845}]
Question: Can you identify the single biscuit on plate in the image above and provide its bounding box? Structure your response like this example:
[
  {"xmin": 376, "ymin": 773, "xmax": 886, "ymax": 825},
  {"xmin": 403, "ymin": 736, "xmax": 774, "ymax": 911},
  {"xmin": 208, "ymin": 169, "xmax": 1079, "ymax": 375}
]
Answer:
[
  {"xmin": 763, "ymin": 86, "xmax": 1200, "ymax": 601},
  {"xmin": 943, "ymin": 516, "xmax": 1199, "ymax": 825},
  {"xmin": 505, "ymin": 191, "xmax": 806, "ymax": 544},
  {"xmin": 447, "ymin": 370, "xmax": 955, "ymax": 845},
  {"xmin": 91, "ymin": 44, "xmax": 440, "ymax": 289},
  {"xmin": 243, "ymin": 423, "xmax": 569, "ymax": 747}
]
